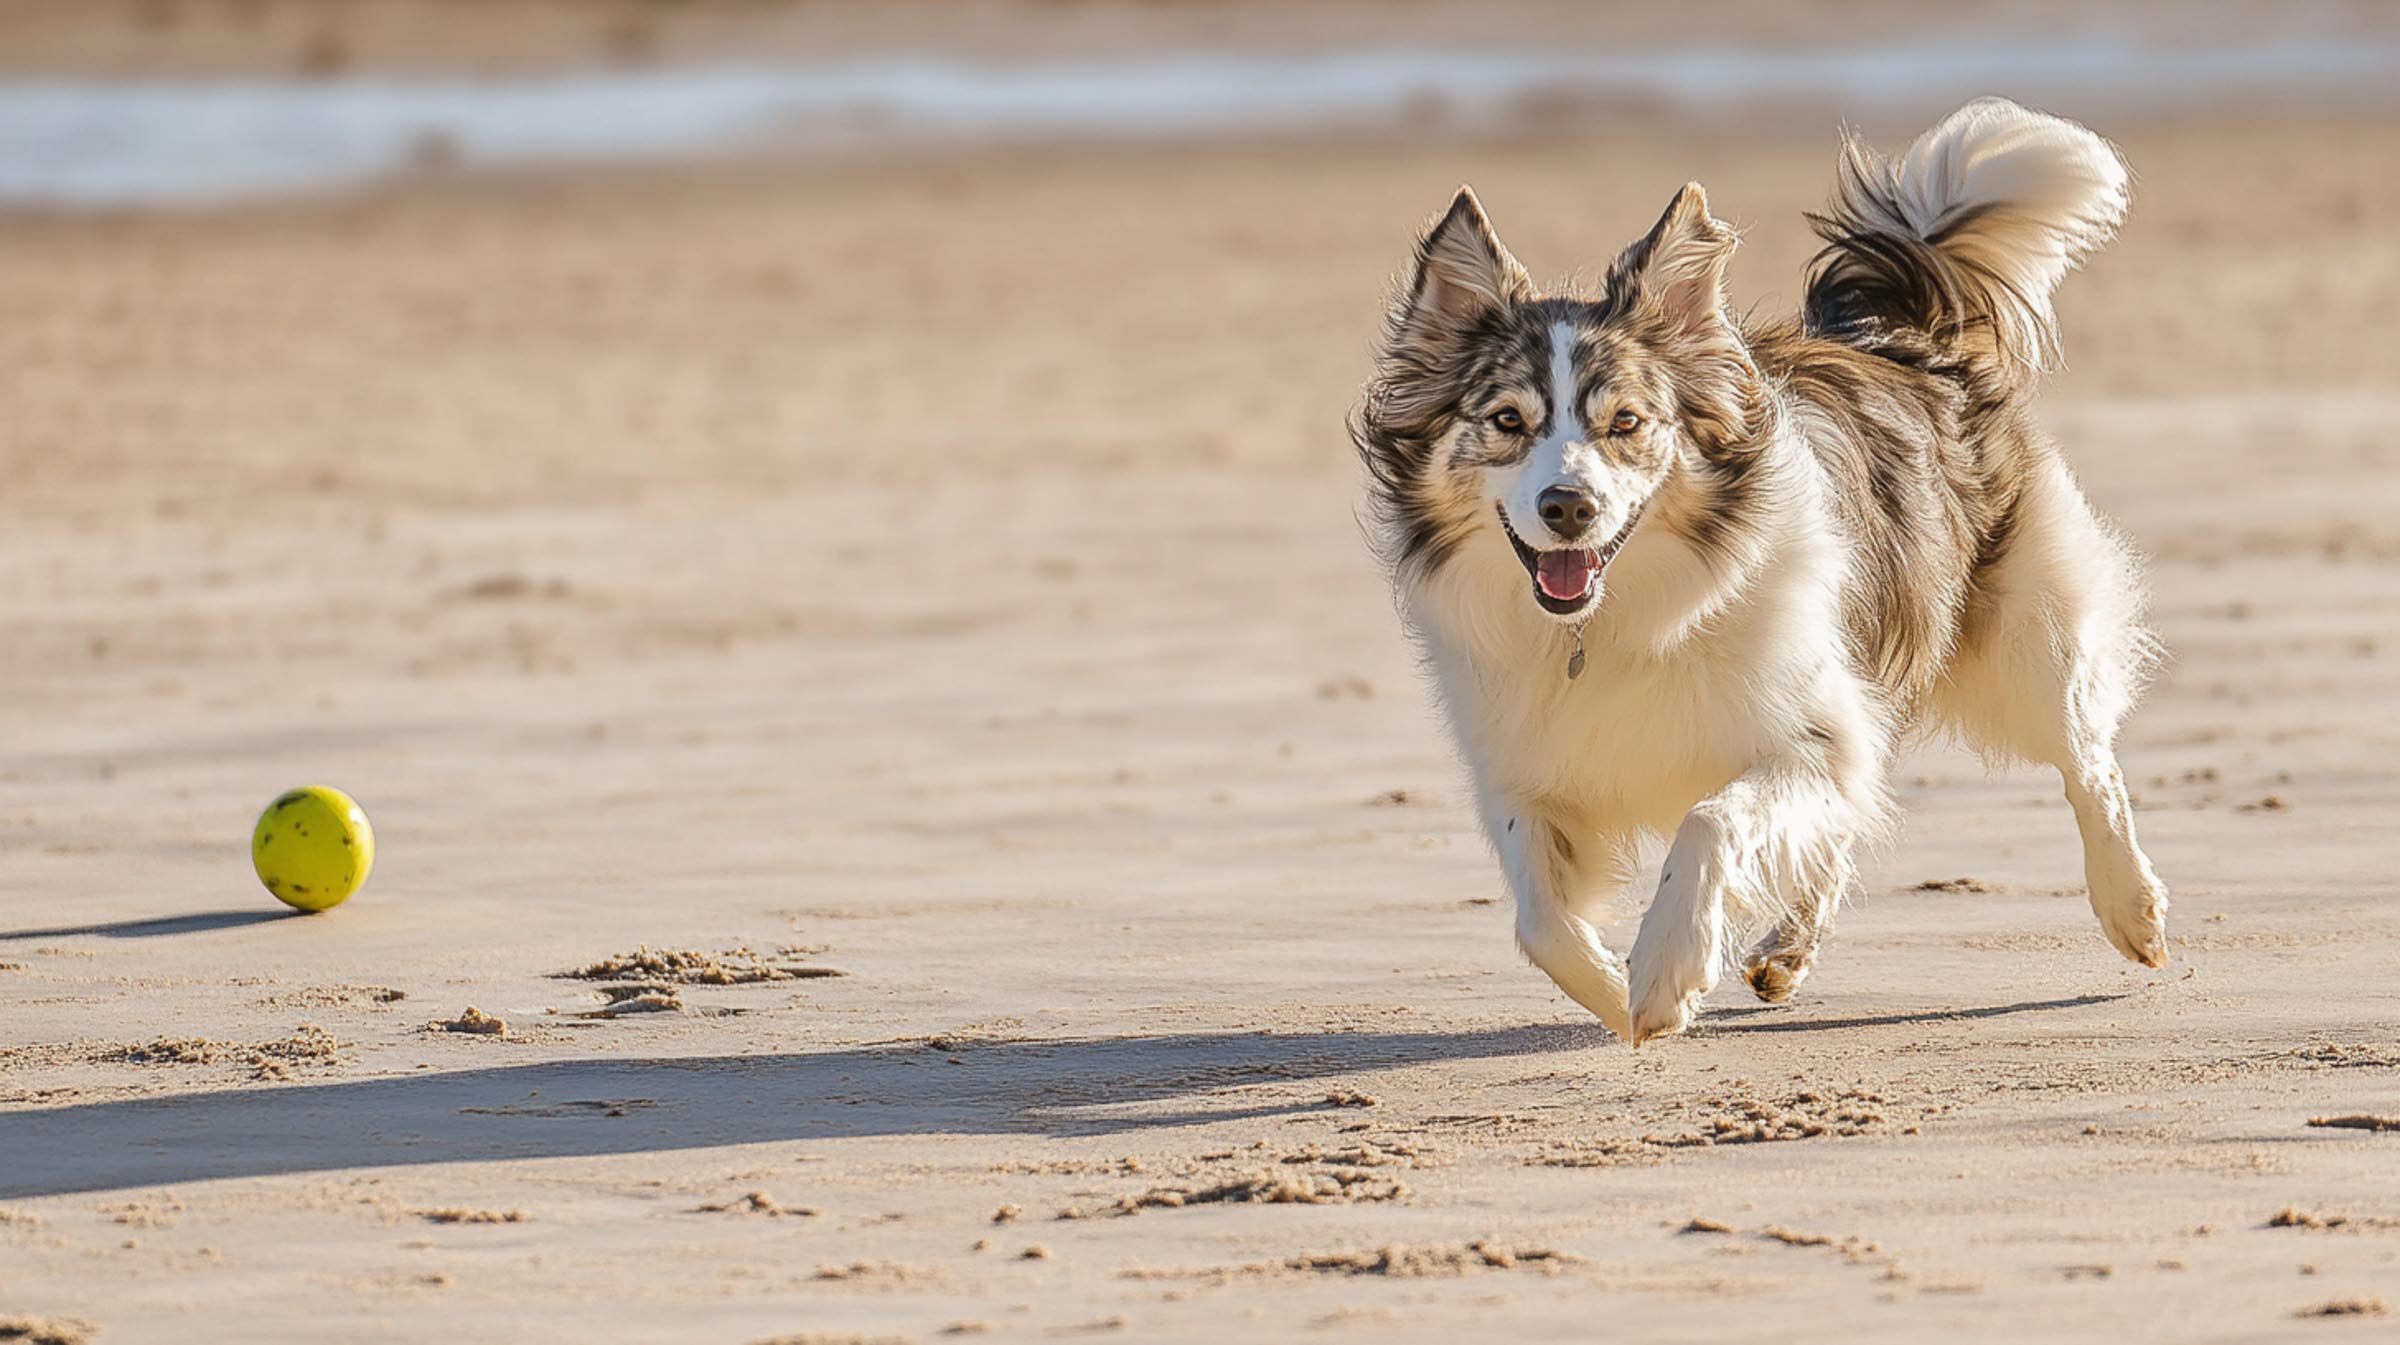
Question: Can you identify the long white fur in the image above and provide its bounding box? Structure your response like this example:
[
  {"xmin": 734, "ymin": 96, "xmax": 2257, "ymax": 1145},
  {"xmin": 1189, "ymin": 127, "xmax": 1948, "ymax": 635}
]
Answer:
[
  {"xmin": 1409, "ymin": 369, "xmax": 1888, "ymax": 1042},
  {"xmin": 1400, "ymin": 100, "xmax": 2163, "ymax": 1044},
  {"xmin": 1922, "ymin": 455, "xmax": 2168, "ymax": 964}
]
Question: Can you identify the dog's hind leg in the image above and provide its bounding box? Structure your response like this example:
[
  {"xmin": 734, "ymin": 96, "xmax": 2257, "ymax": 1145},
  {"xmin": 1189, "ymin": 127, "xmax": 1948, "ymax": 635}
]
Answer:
[
  {"xmin": 1489, "ymin": 798, "xmax": 1637, "ymax": 1041},
  {"xmin": 1741, "ymin": 887, "xmax": 1835, "ymax": 1004},
  {"xmin": 1968, "ymin": 647, "xmax": 2168, "ymax": 966},
  {"xmin": 1982, "ymin": 640, "xmax": 2169, "ymax": 966},
  {"xmin": 1939, "ymin": 468, "xmax": 2169, "ymax": 967},
  {"xmin": 2054, "ymin": 711, "xmax": 2169, "ymax": 968}
]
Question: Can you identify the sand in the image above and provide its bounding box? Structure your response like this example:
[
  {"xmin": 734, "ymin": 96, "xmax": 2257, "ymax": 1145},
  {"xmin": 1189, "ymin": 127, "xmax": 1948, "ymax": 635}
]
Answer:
[{"xmin": 3, "ymin": 8, "xmax": 2400, "ymax": 1340}]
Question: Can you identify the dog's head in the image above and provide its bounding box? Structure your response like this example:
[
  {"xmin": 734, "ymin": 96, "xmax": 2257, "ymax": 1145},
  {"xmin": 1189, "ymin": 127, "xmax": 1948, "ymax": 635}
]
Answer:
[{"xmin": 1356, "ymin": 183, "xmax": 1768, "ymax": 624}]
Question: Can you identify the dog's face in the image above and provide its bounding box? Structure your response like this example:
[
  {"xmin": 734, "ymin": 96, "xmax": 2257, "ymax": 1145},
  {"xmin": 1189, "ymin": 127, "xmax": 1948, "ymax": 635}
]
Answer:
[
  {"xmin": 1357, "ymin": 184, "xmax": 1766, "ymax": 623},
  {"xmin": 1457, "ymin": 305, "xmax": 1678, "ymax": 619}
]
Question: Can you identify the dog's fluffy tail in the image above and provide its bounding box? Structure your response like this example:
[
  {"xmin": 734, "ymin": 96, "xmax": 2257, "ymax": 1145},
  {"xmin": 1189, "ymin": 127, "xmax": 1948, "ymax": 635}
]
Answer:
[{"xmin": 1802, "ymin": 97, "xmax": 2129, "ymax": 384}]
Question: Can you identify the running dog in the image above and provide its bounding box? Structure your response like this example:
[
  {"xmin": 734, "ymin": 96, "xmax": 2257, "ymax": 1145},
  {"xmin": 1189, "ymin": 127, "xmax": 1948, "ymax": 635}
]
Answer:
[{"xmin": 1351, "ymin": 98, "xmax": 2168, "ymax": 1044}]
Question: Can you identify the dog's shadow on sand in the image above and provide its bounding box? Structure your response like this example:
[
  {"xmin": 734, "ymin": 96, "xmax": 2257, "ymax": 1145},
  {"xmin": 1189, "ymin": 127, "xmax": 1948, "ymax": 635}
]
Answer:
[
  {"xmin": 0, "ymin": 1024, "xmax": 1619, "ymax": 1199},
  {"xmin": 1700, "ymin": 992, "xmax": 2129, "ymax": 1034},
  {"xmin": 0, "ymin": 993, "xmax": 2127, "ymax": 1200}
]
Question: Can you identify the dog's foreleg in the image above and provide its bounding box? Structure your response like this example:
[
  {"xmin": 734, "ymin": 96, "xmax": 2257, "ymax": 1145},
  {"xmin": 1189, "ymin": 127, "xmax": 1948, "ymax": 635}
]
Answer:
[
  {"xmin": 1489, "ymin": 796, "xmax": 1635, "ymax": 1041},
  {"xmin": 1628, "ymin": 764, "xmax": 1862, "ymax": 1044}
]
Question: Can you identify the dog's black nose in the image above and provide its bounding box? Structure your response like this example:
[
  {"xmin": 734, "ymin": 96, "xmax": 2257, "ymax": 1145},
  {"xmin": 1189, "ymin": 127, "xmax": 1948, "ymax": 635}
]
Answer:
[{"xmin": 1536, "ymin": 486, "xmax": 1599, "ymax": 540}]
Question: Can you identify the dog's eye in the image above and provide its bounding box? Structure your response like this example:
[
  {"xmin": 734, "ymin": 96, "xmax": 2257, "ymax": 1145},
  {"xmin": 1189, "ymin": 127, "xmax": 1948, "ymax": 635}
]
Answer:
[
  {"xmin": 1608, "ymin": 409, "xmax": 1644, "ymax": 435},
  {"xmin": 1488, "ymin": 408, "xmax": 1526, "ymax": 434}
]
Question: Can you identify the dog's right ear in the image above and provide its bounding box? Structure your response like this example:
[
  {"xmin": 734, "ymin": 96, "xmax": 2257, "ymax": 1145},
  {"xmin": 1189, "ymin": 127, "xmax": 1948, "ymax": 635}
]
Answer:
[{"xmin": 1395, "ymin": 187, "xmax": 1532, "ymax": 336}]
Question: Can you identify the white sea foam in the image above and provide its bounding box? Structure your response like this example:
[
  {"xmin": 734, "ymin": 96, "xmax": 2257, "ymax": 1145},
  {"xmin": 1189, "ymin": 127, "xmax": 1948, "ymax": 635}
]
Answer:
[{"xmin": 0, "ymin": 40, "xmax": 2391, "ymax": 207}]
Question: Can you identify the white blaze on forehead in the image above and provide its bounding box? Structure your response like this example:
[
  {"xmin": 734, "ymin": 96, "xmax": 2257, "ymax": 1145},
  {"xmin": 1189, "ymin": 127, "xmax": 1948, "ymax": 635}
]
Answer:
[
  {"xmin": 1498, "ymin": 319, "xmax": 1618, "ymax": 559},
  {"xmin": 1546, "ymin": 321, "xmax": 1583, "ymax": 443},
  {"xmin": 1497, "ymin": 321, "xmax": 1595, "ymax": 546}
]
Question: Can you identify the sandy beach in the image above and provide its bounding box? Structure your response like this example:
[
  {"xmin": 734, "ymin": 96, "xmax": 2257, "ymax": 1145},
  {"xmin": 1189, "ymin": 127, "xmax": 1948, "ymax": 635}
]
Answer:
[{"xmin": 2, "ymin": 5, "xmax": 2398, "ymax": 1340}]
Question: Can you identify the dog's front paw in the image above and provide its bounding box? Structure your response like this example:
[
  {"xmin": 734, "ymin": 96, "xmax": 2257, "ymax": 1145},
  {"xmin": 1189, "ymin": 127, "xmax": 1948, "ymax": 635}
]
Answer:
[
  {"xmin": 2094, "ymin": 882, "xmax": 2169, "ymax": 969},
  {"xmin": 1628, "ymin": 993, "xmax": 1698, "ymax": 1046},
  {"xmin": 1628, "ymin": 955, "xmax": 1712, "ymax": 1047}
]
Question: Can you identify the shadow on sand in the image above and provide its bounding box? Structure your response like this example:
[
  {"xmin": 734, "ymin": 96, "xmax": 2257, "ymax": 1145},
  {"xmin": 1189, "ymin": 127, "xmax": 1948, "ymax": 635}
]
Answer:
[
  {"xmin": 1, "ymin": 993, "xmax": 2136, "ymax": 1199},
  {"xmin": 0, "ymin": 909, "xmax": 299, "ymax": 941},
  {"xmin": 1702, "ymin": 993, "xmax": 2131, "ymax": 1035},
  {"xmin": 0, "ymin": 1024, "xmax": 1615, "ymax": 1199}
]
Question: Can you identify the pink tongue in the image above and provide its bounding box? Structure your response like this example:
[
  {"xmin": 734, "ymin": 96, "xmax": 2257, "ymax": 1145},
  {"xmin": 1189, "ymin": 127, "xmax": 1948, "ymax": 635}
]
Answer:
[{"xmin": 1536, "ymin": 550, "xmax": 1597, "ymax": 601}]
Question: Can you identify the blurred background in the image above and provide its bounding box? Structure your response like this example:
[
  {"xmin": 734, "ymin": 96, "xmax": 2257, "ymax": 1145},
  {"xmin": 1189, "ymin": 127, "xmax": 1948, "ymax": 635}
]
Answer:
[{"xmin": 2, "ymin": 0, "xmax": 2393, "ymax": 501}]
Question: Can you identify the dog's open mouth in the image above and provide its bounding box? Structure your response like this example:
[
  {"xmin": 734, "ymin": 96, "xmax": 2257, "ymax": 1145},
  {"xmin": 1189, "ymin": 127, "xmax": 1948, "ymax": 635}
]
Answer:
[{"xmin": 1500, "ymin": 502, "xmax": 1643, "ymax": 615}]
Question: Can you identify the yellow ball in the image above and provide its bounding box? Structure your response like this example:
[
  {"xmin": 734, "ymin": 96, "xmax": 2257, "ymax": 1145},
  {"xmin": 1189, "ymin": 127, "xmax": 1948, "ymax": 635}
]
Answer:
[{"xmin": 251, "ymin": 785, "xmax": 375, "ymax": 913}]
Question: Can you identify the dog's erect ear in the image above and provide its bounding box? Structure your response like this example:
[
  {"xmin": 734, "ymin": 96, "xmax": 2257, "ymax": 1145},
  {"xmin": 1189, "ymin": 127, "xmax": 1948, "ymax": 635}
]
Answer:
[
  {"xmin": 1610, "ymin": 182, "xmax": 1737, "ymax": 335},
  {"xmin": 1398, "ymin": 187, "xmax": 1532, "ymax": 333},
  {"xmin": 1613, "ymin": 183, "xmax": 1765, "ymax": 455}
]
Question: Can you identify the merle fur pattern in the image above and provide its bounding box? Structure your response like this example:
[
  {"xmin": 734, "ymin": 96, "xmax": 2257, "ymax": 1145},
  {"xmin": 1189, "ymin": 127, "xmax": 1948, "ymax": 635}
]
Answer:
[{"xmin": 1352, "ymin": 98, "xmax": 2168, "ymax": 1043}]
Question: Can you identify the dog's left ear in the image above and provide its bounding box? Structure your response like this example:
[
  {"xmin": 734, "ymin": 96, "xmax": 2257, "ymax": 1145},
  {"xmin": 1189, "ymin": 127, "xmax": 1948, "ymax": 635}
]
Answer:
[
  {"xmin": 1609, "ymin": 182, "xmax": 1738, "ymax": 335},
  {"xmin": 1613, "ymin": 184, "xmax": 1766, "ymax": 455}
]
